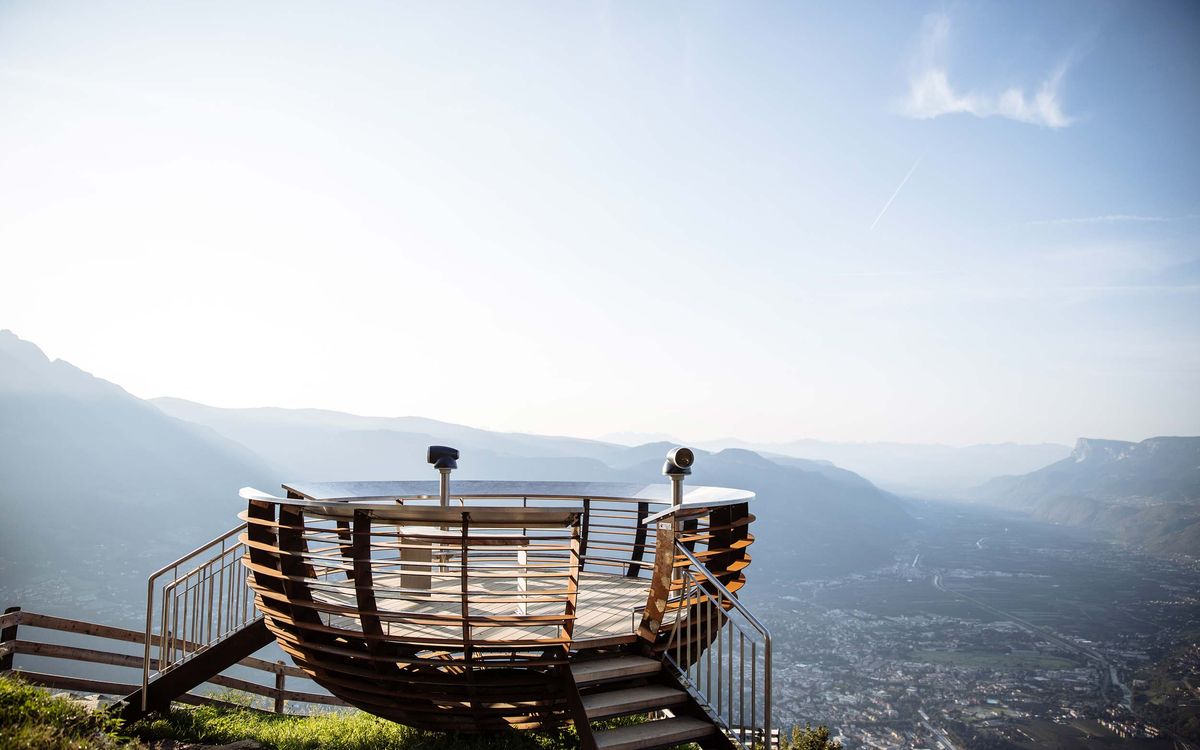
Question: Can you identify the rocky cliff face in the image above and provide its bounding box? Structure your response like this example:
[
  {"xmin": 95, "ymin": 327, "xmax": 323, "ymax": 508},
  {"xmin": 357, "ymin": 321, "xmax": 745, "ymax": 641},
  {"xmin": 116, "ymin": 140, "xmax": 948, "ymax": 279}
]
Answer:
[{"xmin": 971, "ymin": 436, "xmax": 1200, "ymax": 557}]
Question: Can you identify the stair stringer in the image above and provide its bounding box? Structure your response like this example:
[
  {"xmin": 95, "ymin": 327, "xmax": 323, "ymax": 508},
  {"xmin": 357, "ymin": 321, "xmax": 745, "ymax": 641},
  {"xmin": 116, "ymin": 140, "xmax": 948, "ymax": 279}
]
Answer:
[{"xmin": 119, "ymin": 617, "xmax": 274, "ymax": 722}]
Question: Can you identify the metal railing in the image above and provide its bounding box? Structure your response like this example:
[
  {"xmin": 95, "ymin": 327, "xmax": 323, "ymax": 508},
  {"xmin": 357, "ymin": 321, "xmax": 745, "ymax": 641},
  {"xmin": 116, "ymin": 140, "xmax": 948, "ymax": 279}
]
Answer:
[
  {"xmin": 665, "ymin": 541, "xmax": 772, "ymax": 750},
  {"xmin": 142, "ymin": 524, "xmax": 256, "ymax": 710},
  {"xmin": 318, "ymin": 491, "xmax": 665, "ymax": 582},
  {"xmin": 240, "ymin": 497, "xmax": 585, "ymax": 651}
]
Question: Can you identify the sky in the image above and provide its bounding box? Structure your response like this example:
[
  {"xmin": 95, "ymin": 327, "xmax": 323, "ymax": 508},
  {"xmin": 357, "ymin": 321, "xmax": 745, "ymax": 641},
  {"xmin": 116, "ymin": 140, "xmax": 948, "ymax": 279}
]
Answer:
[{"xmin": 1, "ymin": 1, "xmax": 1197, "ymax": 446}]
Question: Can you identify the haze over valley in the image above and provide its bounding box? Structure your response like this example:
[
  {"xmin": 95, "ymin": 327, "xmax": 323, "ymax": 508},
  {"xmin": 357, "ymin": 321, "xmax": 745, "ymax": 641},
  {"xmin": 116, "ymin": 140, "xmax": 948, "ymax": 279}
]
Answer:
[{"xmin": 3, "ymin": 329, "xmax": 1198, "ymax": 748}]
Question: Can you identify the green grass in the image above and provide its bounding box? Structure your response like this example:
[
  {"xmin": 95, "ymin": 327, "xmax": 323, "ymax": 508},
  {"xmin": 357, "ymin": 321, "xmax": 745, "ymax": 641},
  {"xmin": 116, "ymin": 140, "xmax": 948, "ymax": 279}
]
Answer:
[
  {"xmin": 3, "ymin": 675, "xmax": 797, "ymax": 750},
  {"xmin": 134, "ymin": 704, "xmax": 583, "ymax": 750},
  {"xmin": 0, "ymin": 675, "xmax": 657, "ymax": 750},
  {"xmin": 0, "ymin": 675, "xmax": 143, "ymax": 750}
]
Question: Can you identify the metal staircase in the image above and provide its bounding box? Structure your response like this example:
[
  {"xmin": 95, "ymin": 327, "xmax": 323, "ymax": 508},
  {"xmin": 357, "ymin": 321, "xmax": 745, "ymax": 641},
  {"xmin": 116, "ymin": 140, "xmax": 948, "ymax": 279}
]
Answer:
[
  {"xmin": 562, "ymin": 533, "xmax": 773, "ymax": 750},
  {"xmin": 661, "ymin": 540, "xmax": 773, "ymax": 748},
  {"xmin": 568, "ymin": 653, "xmax": 729, "ymax": 750},
  {"xmin": 121, "ymin": 523, "xmax": 269, "ymax": 721}
]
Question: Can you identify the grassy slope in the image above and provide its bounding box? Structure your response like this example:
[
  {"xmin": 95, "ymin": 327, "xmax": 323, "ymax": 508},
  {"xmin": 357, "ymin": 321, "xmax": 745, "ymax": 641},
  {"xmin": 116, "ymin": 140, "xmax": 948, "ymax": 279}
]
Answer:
[
  {"xmin": 0, "ymin": 676, "xmax": 139, "ymax": 750},
  {"xmin": 136, "ymin": 704, "xmax": 583, "ymax": 750},
  {"xmin": 1, "ymin": 675, "xmax": 837, "ymax": 750}
]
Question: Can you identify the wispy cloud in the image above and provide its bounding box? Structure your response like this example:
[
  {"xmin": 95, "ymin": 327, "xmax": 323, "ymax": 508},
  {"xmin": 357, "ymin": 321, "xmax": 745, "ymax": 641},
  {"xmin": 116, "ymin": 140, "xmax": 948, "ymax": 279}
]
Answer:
[
  {"xmin": 900, "ymin": 14, "xmax": 1074, "ymax": 129},
  {"xmin": 1028, "ymin": 213, "xmax": 1199, "ymax": 226},
  {"xmin": 870, "ymin": 155, "xmax": 923, "ymax": 230}
]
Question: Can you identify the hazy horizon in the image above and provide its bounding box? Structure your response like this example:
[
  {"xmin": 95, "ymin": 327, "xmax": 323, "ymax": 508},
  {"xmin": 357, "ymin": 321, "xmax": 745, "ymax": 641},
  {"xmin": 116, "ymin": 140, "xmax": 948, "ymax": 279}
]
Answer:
[
  {"xmin": 0, "ymin": 326, "xmax": 1157, "ymax": 457},
  {"xmin": 2, "ymin": 2, "xmax": 1197, "ymax": 446}
]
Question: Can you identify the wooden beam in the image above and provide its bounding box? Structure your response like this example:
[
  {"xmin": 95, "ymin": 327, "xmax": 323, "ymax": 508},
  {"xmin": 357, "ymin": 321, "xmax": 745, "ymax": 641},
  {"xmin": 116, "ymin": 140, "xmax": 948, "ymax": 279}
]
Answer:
[
  {"xmin": 120, "ymin": 617, "xmax": 274, "ymax": 722},
  {"xmin": 15, "ymin": 670, "xmax": 138, "ymax": 696},
  {"xmin": 559, "ymin": 663, "xmax": 598, "ymax": 750},
  {"xmin": 626, "ymin": 503, "xmax": 649, "ymax": 578},
  {"xmin": 0, "ymin": 607, "xmax": 18, "ymax": 672},
  {"xmin": 637, "ymin": 518, "xmax": 676, "ymax": 643}
]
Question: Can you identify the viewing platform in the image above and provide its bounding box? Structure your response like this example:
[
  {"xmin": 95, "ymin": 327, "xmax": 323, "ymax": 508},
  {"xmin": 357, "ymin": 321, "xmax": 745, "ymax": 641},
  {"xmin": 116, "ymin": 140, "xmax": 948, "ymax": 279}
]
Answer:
[{"xmin": 114, "ymin": 447, "xmax": 769, "ymax": 749}]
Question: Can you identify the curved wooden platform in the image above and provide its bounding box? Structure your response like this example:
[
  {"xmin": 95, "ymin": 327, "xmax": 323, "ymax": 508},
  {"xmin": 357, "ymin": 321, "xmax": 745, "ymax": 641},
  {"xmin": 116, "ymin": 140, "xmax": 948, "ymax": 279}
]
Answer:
[{"xmin": 240, "ymin": 481, "xmax": 755, "ymax": 732}]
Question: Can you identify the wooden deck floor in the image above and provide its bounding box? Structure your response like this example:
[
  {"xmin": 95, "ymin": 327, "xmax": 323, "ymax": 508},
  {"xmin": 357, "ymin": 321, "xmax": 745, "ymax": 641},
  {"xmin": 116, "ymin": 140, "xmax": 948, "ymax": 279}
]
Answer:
[{"xmin": 313, "ymin": 570, "xmax": 650, "ymax": 646}]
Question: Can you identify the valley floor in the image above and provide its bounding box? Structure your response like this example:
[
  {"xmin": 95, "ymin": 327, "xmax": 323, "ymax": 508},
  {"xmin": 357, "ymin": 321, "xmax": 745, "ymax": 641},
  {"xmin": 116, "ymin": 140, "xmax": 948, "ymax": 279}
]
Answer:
[{"xmin": 745, "ymin": 501, "xmax": 1200, "ymax": 750}]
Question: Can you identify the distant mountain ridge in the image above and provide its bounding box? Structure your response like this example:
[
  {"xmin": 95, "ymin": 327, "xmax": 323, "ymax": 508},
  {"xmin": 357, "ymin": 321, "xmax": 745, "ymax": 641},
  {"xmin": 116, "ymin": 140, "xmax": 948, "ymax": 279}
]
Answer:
[
  {"xmin": 971, "ymin": 436, "xmax": 1200, "ymax": 556},
  {"xmin": 151, "ymin": 397, "xmax": 627, "ymax": 480},
  {"xmin": 975, "ymin": 436, "xmax": 1200, "ymax": 506},
  {"xmin": 693, "ymin": 436, "xmax": 1071, "ymax": 496},
  {"xmin": 0, "ymin": 331, "xmax": 277, "ymax": 622}
]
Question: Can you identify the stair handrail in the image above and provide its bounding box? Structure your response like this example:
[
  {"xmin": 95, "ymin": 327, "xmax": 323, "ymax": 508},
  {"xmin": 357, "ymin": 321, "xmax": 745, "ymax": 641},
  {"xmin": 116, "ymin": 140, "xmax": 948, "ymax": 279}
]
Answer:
[
  {"xmin": 666, "ymin": 539, "xmax": 772, "ymax": 749},
  {"xmin": 142, "ymin": 523, "xmax": 253, "ymax": 711}
]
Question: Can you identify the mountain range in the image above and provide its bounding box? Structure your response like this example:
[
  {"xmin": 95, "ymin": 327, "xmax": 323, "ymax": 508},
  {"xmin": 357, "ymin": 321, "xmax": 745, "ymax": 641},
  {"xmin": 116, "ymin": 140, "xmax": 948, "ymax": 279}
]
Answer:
[
  {"xmin": 0, "ymin": 331, "xmax": 278, "ymax": 620},
  {"xmin": 971, "ymin": 436, "xmax": 1200, "ymax": 556},
  {"xmin": 5, "ymin": 326, "xmax": 1193, "ymax": 625},
  {"xmin": 0, "ymin": 330, "xmax": 912, "ymax": 621},
  {"xmin": 147, "ymin": 400, "xmax": 918, "ymax": 580}
]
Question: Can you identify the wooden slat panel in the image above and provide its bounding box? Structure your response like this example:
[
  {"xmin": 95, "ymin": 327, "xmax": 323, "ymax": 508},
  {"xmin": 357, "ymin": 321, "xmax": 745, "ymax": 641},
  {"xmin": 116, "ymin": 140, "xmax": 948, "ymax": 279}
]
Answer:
[{"xmin": 238, "ymin": 487, "xmax": 754, "ymax": 732}]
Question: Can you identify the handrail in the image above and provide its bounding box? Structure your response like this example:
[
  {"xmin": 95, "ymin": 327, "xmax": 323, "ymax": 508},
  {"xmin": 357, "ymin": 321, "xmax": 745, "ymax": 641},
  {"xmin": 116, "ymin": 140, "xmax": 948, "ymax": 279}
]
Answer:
[
  {"xmin": 278, "ymin": 480, "xmax": 754, "ymax": 507},
  {"xmin": 673, "ymin": 542, "xmax": 771, "ymax": 636},
  {"xmin": 666, "ymin": 540, "xmax": 772, "ymax": 750},
  {"xmin": 143, "ymin": 524, "xmax": 254, "ymax": 711}
]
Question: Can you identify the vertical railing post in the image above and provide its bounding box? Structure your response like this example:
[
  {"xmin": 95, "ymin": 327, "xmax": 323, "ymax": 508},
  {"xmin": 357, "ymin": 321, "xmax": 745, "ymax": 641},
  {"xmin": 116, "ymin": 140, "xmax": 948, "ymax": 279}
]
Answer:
[
  {"xmin": 143, "ymin": 576, "xmax": 156, "ymax": 711},
  {"xmin": 274, "ymin": 661, "xmax": 286, "ymax": 713},
  {"xmin": 764, "ymin": 632, "xmax": 772, "ymax": 747},
  {"xmin": 0, "ymin": 607, "xmax": 19, "ymax": 672},
  {"xmin": 751, "ymin": 641, "xmax": 758, "ymax": 747},
  {"xmin": 459, "ymin": 512, "xmax": 472, "ymax": 657}
]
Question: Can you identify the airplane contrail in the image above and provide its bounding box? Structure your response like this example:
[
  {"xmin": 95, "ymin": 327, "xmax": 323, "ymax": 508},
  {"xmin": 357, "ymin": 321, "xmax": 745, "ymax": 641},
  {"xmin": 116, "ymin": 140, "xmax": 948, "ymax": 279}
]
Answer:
[{"xmin": 870, "ymin": 155, "xmax": 923, "ymax": 230}]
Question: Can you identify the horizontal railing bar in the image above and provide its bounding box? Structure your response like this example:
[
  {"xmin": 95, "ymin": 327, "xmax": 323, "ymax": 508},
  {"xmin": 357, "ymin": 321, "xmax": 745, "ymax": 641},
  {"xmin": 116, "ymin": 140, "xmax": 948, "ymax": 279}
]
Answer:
[
  {"xmin": 3, "ymin": 628, "xmax": 306, "ymax": 678},
  {"xmin": 7, "ymin": 639, "xmax": 159, "ymax": 670},
  {"xmin": 8, "ymin": 667, "xmax": 341, "ymax": 710},
  {"xmin": 147, "ymin": 525, "xmax": 245, "ymax": 582},
  {"xmin": 11, "ymin": 669, "xmax": 139, "ymax": 695},
  {"xmin": 18, "ymin": 612, "xmax": 147, "ymax": 645}
]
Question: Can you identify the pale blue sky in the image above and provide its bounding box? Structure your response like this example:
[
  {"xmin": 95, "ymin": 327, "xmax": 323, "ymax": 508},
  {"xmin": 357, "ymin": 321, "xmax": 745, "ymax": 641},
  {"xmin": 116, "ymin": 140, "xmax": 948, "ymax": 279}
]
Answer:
[{"xmin": 1, "ymin": 1, "xmax": 1196, "ymax": 445}]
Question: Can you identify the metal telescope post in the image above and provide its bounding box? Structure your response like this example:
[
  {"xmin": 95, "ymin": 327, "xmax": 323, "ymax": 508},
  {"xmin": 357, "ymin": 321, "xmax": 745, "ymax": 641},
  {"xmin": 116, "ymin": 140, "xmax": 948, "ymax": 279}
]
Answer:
[
  {"xmin": 427, "ymin": 446, "xmax": 459, "ymax": 507},
  {"xmin": 662, "ymin": 447, "xmax": 695, "ymax": 508},
  {"xmin": 426, "ymin": 446, "xmax": 459, "ymax": 570}
]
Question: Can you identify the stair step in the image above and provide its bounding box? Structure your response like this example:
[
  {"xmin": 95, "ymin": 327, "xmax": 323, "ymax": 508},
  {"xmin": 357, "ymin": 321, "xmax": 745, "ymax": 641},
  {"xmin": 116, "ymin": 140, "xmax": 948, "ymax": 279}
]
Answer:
[
  {"xmin": 593, "ymin": 716, "xmax": 716, "ymax": 750},
  {"xmin": 571, "ymin": 655, "xmax": 660, "ymax": 686},
  {"xmin": 582, "ymin": 685, "xmax": 689, "ymax": 720}
]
